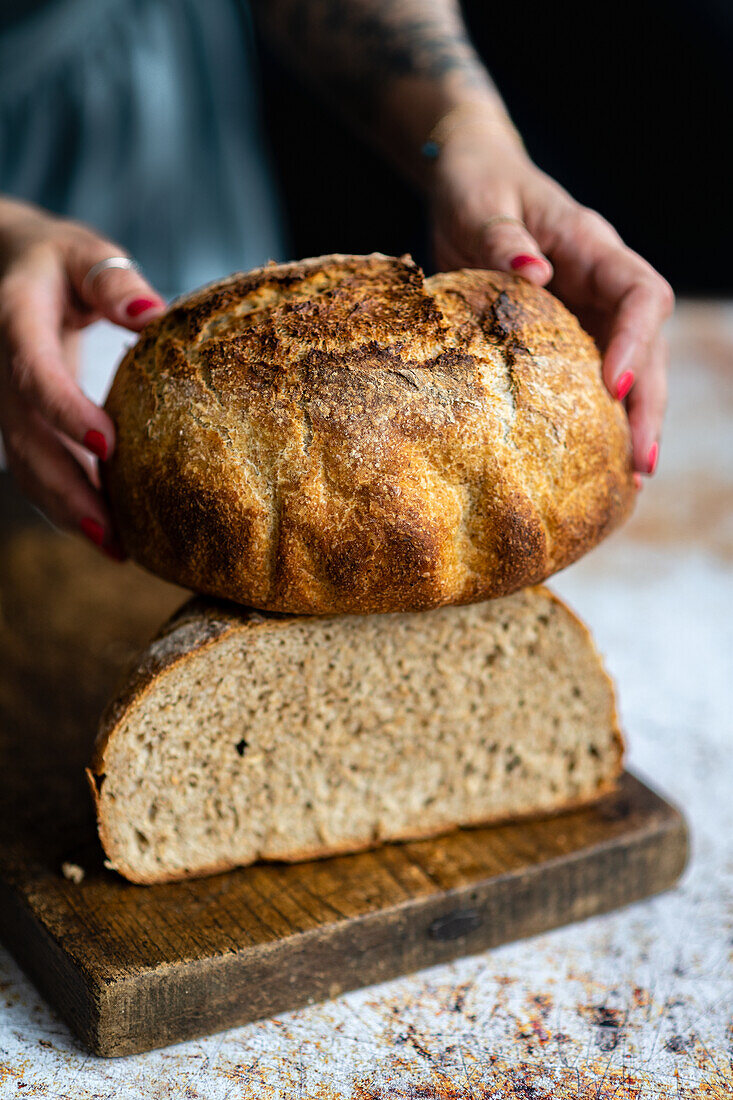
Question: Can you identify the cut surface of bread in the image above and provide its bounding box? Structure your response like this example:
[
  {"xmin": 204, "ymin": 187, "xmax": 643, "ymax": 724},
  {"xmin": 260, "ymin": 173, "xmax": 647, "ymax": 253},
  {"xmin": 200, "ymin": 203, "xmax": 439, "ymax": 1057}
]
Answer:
[
  {"xmin": 89, "ymin": 587, "xmax": 624, "ymax": 884},
  {"xmin": 103, "ymin": 254, "xmax": 635, "ymax": 614}
]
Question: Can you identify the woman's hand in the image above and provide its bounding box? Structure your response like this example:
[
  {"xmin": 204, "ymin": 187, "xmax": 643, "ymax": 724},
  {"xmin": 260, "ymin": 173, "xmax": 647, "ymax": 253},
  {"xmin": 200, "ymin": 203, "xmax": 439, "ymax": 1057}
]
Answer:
[
  {"xmin": 0, "ymin": 198, "xmax": 165, "ymax": 554},
  {"xmin": 429, "ymin": 113, "xmax": 674, "ymax": 477}
]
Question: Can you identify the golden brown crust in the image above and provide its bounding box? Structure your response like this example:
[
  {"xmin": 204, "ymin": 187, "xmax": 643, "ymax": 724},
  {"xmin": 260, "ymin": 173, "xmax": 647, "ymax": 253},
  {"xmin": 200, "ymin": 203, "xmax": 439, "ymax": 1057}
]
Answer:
[{"xmin": 103, "ymin": 254, "xmax": 635, "ymax": 614}]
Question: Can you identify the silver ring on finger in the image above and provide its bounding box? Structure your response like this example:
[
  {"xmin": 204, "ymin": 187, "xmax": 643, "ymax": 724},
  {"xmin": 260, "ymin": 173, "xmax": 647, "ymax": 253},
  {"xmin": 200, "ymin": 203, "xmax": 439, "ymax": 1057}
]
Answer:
[
  {"xmin": 479, "ymin": 214, "xmax": 526, "ymax": 234},
  {"xmin": 81, "ymin": 256, "xmax": 140, "ymax": 301}
]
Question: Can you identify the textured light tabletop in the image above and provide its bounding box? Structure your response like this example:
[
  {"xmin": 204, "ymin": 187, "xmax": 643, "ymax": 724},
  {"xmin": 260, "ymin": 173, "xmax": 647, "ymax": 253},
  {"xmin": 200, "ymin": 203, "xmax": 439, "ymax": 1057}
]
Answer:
[{"xmin": 0, "ymin": 302, "xmax": 731, "ymax": 1098}]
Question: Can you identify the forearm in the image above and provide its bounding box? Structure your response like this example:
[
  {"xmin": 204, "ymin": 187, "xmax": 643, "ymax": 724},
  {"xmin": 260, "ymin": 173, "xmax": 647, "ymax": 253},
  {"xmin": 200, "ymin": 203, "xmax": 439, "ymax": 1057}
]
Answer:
[{"xmin": 251, "ymin": 0, "xmax": 519, "ymax": 186}]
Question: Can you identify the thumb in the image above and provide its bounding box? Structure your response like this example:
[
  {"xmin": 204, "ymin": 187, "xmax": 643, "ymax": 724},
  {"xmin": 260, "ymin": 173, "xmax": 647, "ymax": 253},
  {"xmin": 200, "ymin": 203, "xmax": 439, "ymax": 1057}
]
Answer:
[
  {"xmin": 69, "ymin": 239, "xmax": 166, "ymax": 330},
  {"xmin": 475, "ymin": 213, "xmax": 553, "ymax": 286}
]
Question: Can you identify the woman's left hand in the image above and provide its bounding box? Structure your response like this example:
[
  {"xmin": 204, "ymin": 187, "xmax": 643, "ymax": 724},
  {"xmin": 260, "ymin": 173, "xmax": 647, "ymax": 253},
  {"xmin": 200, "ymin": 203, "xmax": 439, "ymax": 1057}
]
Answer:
[{"xmin": 429, "ymin": 114, "xmax": 675, "ymax": 477}]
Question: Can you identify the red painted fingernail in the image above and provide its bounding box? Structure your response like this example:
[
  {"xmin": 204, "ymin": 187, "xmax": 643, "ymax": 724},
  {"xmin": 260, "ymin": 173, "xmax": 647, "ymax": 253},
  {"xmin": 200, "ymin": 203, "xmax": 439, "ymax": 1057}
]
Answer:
[
  {"xmin": 510, "ymin": 254, "xmax": 544, "ymax": 270},
  {"xmin": 83, "ymin": 429, "xmax": 108, "ymax": 462},
  {"xmin": 616, "ymin": 370, "xmax": 635, "ymax": 401},
  {"xmin": 80, "ymin": 517, "xmax": 105, "ymax": 547},
  {"xmin": 126, "ymin": 297, "xmax": 158, "ymax": 318},
  {"xmin": 647, "ymin": 442, "xmax": 659, "ymax": 475}
]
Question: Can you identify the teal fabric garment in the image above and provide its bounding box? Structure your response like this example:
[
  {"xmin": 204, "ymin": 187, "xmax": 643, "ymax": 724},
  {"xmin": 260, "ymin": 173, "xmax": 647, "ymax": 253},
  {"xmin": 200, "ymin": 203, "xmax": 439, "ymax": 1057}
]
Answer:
[{"xmin": 0, "ymin": 0, "xmax": 287, "ymax": 297}]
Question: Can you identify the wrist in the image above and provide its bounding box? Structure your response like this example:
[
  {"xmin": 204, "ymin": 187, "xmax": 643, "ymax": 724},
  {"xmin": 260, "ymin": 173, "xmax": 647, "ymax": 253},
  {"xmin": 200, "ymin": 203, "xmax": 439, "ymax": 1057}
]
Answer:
[
  {"xmin": 418, "ymin": 96, "xmax": 527, "ymax": 189},
  {"xmin": 419, "ymin": 103, "xmax": 530, "ymax": 204},
  {"xmin": 376, "ymin": 65, "xmax": 517, "ymax": 184},
  {"xmin": 422, "ymin": 103, "xmax": 524, "ymax": 170},
  {"xmin": 425, "ymin": 98, "xmax": 522, "ymax": 152}
]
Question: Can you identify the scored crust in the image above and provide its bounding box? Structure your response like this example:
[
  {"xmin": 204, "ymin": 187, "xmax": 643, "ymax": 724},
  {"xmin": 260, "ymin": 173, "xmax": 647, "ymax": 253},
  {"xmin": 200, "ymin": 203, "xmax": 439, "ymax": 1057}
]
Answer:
[{"xmin": 103, "ymin": 254, "xmax": 635, "ymax": 614}]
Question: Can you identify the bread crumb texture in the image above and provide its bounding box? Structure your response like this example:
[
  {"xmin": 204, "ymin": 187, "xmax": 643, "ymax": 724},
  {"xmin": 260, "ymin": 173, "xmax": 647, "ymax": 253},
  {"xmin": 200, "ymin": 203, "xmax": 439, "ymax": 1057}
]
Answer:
[
  {"xmin": 91, "ymin": 587, "xmax": 624, "ymax": 883},
  {"xmin": 103, "ymin": 254, "xmax": 635, "ymax": 613}
]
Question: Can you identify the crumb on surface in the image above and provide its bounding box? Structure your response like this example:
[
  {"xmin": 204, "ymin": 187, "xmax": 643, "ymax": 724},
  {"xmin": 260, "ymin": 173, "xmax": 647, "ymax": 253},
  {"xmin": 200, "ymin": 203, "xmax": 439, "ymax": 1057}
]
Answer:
[{"xmin": 60, "ymin": 862, "xmax": 85, "ymax": 884}]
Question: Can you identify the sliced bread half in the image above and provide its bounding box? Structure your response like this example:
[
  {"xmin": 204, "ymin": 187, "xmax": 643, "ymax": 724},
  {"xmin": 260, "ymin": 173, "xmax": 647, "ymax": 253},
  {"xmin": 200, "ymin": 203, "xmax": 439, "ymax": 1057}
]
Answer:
[{"xmin": 88, "ymin": 587, "xmax": 623, "ymax": 883}]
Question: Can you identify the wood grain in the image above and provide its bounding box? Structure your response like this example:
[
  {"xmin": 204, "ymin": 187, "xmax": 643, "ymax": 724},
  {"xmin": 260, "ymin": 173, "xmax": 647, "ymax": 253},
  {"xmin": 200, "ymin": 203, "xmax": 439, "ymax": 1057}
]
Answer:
[{"xmin": 0, "ymin": 474, "xmax": 688, "ymax": 1058}]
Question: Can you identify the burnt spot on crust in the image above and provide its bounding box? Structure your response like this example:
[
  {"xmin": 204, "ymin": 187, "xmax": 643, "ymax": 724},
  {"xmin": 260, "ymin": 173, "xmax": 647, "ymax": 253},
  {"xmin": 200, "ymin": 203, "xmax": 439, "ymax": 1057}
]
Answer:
[
  {"xmin": 274, "ymin": 263, "xmax": 444, "ymax": 351},
  {"xmin": 199, "ymin": 332, "xmax": 287, "ymax": 394},
  {"xmin": 170, "ymin": 253, "xmax": 442, "ymax": 347},
  {"xmin": 483, "ymin": 290, "xmax": 532, "ymax": 357},
  {"xmin": 429, "ymin": 269, "xmax": 599, "ymax": 360}
]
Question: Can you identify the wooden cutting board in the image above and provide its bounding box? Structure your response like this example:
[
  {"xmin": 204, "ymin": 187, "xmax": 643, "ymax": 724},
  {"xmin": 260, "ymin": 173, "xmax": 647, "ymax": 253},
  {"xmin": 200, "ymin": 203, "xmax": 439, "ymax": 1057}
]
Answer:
[{"xmin": 0, "ymin": 475, "xmax": 688, "ymax": 1058}]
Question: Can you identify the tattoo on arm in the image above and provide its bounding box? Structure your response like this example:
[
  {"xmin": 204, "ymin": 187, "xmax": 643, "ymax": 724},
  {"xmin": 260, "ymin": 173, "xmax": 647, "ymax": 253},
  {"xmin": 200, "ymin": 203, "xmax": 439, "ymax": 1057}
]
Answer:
[{"xmin": 251, "ymin": 0, "xmax": 495, "ymax": 125}]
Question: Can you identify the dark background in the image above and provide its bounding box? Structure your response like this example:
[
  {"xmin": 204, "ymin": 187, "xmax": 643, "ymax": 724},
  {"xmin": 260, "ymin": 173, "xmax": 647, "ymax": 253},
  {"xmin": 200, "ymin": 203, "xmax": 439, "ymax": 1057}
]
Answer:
[{"xmin": 256, "ymin": 1, "xmax": 733, "ymax": 296}]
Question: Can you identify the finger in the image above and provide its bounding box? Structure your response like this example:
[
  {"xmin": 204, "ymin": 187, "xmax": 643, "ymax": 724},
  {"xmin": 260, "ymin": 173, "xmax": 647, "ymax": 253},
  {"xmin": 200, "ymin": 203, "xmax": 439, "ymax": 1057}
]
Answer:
[
  {"xmin": 1, "ymin": 276, "xmax": 116, "ymax": 461},
  {"xmin": 599, "ymin": 260, "xmax": 675, "ymax": 401},
  {"xmin": 1, "ymin": 402, "xmax": 124, "ymax": 557},
  {"xmin": 59, "ymin": 330, "xmax": 103, "ymax": 481},
  {"xmin": 66, "ymin": 236, "xmax": 165, "ymax": 330},
  {"xmin": 542, "ymin": 204, "xmax": 673, "ymax": 360},
  {"xmin": 539, "ymin": 204, "xmax": 622, "ymax": 293},
  {"xmin": 476, "ymin": 215, "xmax": 554, "ymax": 286},
  {"xmin": 625, "ymin": 335, "xmax": 668, "ymax": 475},
  {"xmin": 547, "ymin": 211, "xmax": 674, "ymax": 399}
]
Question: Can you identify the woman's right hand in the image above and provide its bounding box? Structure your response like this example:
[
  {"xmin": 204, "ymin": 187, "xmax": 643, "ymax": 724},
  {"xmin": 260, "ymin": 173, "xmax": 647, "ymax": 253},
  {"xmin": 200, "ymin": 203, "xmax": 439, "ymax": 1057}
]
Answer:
[
  {"xmin": 0, "ymin": 197, "xmax": 166, "ymax": 556},
  {"xmin": 427, "ymin": 110, "xmax": 674, "ymax": 481}
]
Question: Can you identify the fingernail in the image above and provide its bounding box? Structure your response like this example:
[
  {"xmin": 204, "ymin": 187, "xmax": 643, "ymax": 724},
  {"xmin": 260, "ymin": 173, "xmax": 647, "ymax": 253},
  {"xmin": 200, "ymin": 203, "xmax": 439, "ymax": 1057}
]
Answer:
[
  {"xmin": 126, "ymin": 297, "xmax": 159, "ymax": 318},
  {"xmin": 647, "ymin": 441, "xmax": 659, "ymax": 475},
  {"xmin": 616, "ymin": 370, "xmax": 635, "ymax": 401},
  {"xmin": 80, "ymin": 517, "xmax": 105, "ymax": 547},
  {"xmin": 83, "ymin": 429, "xmax": 108, "ymax": 462},
  {"xmin": 510, "ymin": 254, "xmax": 544, "ymax": 270}
]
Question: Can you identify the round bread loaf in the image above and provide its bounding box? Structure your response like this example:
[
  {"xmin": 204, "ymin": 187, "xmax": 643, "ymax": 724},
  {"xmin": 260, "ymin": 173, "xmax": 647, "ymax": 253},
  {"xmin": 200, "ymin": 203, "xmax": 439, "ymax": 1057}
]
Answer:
[{"xmin": 103, "ymin": 253, "xmax": 635, "ymax": 614}]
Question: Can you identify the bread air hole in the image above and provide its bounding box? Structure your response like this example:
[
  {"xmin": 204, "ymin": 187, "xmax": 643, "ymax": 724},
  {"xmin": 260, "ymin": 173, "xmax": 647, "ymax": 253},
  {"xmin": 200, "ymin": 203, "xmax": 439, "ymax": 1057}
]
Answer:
[{"xmin": 235, "ymin": 738, "xmax": 249, "ymax": 757}]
